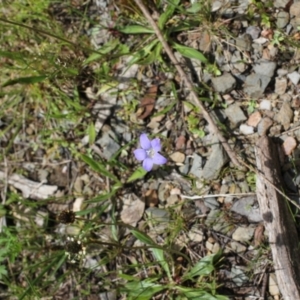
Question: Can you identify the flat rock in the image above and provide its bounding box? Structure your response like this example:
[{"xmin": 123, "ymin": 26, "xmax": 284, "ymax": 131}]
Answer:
[
  {"xmin": 224, "ymin": 103, "xmax": 247, "ymax": 127},
  {"xmin": 231, "ymin": 51, "xmax": 247, "ymax": 73},
  {"xmin": 230, "ymin": 196, "xmax": 262, "ymax": 223},
  {"xmin": 276, "ymin": 11, "xmax": 290, "ymax": 28},
  {"xmin": 211, "ymin": 73, "xmax": 236, "ymax": 93},
  {"xmin": 246, "ymin": 26, "xmax": 261, "ymax": 39},
  {"xmin": 189, "ymin": 154, "xmax": 203, "ymax": 178},
  {"xmin": 247, "ymin": 111, "xmax": 262, "ymax": 127},
  {"xmin": 275, "ymin": 77, "xmax": 287, "ymax": 95},
  {"xmin": 200, "ymin": 139, "xmax": 229, "ymax": 180},
  {"xmin": 236, "ymin": 34, "xmax": 252, "ymax": 51},
  {"xmin": 274, "ymin": 0, "xmax": 290, "ymax": 8},
  {"xmin": 253, "ymin": 60, "xmax": 277, "ymax": 77},
  {"xmin": 290, "ymin": 2, "xmax": 300, "ymax": 18},
  {"xmin": 96, "ymin": 132, "xmax": 120, "ymax": 160},
  {"xmin": 282, "ymin": 136, "xmax": 297, "ymax": 155},
  {"xmin": 257, "ymin": 117, "xmax": 273, "ymax": 136},
  {"xmin": 287, "ymin": 71, "xmax": 300, "ymax": 85},
  {"xmin": 259, "ymin": 99, "xmax": 272, "ymax": 110},
  {"xmin": 244, "ymin": 73, "xmax": 272, "ymax": 98},
  {"xmin": 274, "ymin": 101, "xmax": 293, "ymax": 129},
  {"xmin": 239, "ymin": 124, "xmax": 254, "ymax": 135},
  {"xmin": 232, "ymin": 226, "xmax": 255, "ymax": 242}
]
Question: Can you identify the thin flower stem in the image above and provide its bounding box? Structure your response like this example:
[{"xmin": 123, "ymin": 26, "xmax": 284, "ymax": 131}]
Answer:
[{"xmin": 133, "ymin": 0, "xmax": 241, "ymax": 167}]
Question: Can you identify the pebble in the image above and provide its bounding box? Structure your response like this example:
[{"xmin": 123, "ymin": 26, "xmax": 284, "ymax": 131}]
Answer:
[
  {"xmin": 246, "ymin": 26, "xmax": 261, "ymax": 39},
  {"xmin": 224, "ymin": 103, "xmax": 247, "ymax": 127},
  {"xmin": 211, "ymin": 73, "xmax": 236, "ymax": 93},
  {"xmin": 232, "ymin": 226, "xmax": 255, "ymax": 242},
  {"xmin": 274, "ymin": 0, "xmax": 289, "ymax": 8},
  {"xmin": 96, "ymin": 132, "xmax": 120, "ymax": 160},
  {"xmin": 244, "ymin": 73, "xmax": 272, "ymax": 98},
  {"xmin": 230, "ymin": 241, "xmax": 247, "ymax": 253},
  {"xmin": 231, "ymin": 266, "xmax": 249, "ymax": 287},
  {"xmin": 200, "ymin": 138, "xmax": 229, "ymax": 180},
  {"xmin": 259, "ymin": 99, "xmax": 272, "ymax": 110},
  {"xmin": 253, "ymin": 60, "xmax": 277, "ymax": 77},
  {"xmin": 231, "ymin": 51, "xmax": 247, "ymax": 73},
  {"xmin": 169, "ymin": 151, "xmax": 185, "ymax": 163},
  {"xmin": 236, "ymin": 34, "xmax": 252, "ymax": 51},
  {"xmin": 239, "ymin": 124, "xmax": 254, "ymax": 135},
  {"xmin": 275, "ymin": 77, "xmax": 287, "ymax": 95},
  {"xmin": 276, "ymin": 11, "xmax": 290, "ymax": 29},
  {"xmin": 247, "ymin": 111, "xmax": 262, "ymax": 127},
  {"xmin": 287, "ymin": 71, "xmax": 300, "ymax": 85},
  {"xmin": 290, "ymin": 2, "xmax": 300, "ymax": 18},
  {"xmin": 204, "ymin": 197, "xmax": 219, "ymax": 210},
  {"xmin": 257, "ymin": 117, "xmax": 273, "ymax": 136},
  {"xmin": 230, "ymin": 196, "xmax": 262, "ymax": 223},
  {"xmin": 274, "ymin": 101, "xmax": 293, "ymax": 129},
  {"xmin": 188, "ymin": 226, "xmax": 204, "ymax": 242},
  {"xmin": 189, "ymin": 154, "xmax": 203, "ymax": 178},
  {"xmin": 282, "ymin": 136, "xmax": 297, "ymax": 155}
]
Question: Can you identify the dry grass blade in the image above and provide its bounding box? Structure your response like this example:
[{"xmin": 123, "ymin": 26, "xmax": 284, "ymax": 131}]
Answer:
[{"xmin": 133, "ymin": 0, "xmax": 241, "ymax": 167}]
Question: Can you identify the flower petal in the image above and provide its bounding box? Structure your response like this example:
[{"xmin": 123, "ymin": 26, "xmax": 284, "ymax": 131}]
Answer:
[
  {"xmin": 151, "ymin": 138, "xmax": 161, "ymax": 152},
  {"xmin": 140, "ymin": 133, "xmax": 151, "ymax": 150},
  {"xmin": 143, "ymin": 158, "xmax": 154, "ymax": 171},
  {"xmin": 152, "ymin": 153, "xmax": 167, "ymax": 165},
  {"xmin": 134, "ymin": 149, "xmax": 147, "ymax": 161}
]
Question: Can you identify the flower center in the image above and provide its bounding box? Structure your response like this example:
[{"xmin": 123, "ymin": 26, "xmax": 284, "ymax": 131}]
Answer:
[{"xmin": 146, "ymin": 148, "xmax": 155, "ymax": 158}]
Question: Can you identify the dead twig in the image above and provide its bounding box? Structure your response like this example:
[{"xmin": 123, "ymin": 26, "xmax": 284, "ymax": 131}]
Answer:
[{"xmin": 133, "ymin": 0, "xmax": 241, "ymax": 167}]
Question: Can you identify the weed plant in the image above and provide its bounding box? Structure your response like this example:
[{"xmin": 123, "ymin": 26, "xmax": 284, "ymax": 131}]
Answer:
[{"xmin": 0, "ymin": 0, "xmax": 238, "ymax": 298}]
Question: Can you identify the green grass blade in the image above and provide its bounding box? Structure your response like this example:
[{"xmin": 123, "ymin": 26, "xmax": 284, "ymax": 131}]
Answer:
[
  {"xmin": 173, "ymin": 43, "xmax": 208, "ymax": 63},
  {"xmin": 119, "ymin": 25, "xmax": 154, "ymax": 34},
  {"xmin": 2, "ymin": 75, "xmax": 47, "ymax": 87}
]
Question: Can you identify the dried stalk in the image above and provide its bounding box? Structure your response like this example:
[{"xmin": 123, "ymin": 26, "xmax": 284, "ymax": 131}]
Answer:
[{"xmin": 133, "ymin": 0, "xmax": 240, "ymax": 167}]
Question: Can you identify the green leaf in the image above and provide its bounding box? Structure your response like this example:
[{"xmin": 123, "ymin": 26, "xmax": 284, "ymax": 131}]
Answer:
[
  {"xmin": 176, "ymin": 286, "xmax": 228, "ymax": 300},
  {"xmin": 182, "ymin": 251, "xmax": 222, "ymax": 281},
  {"xmin": 151, "ymin": 248, "xmax": 172, "ymax": 280},
  {"xmin": 158, "ymin": 0, "xmax": 181, "ymax": 29},
  {"xmin": 119, "ymin": 25, "xmax": 154, "ymax": 34},
  {"xmin": 186, "ymin": 2, "xmax": 203, "ymax": 13},
  {"xmin": 173, "ymin": 43, "xmax": 208, "ymax": 63},
  {"xmin": 153, "ymin": 100, "xmax": 177, "ymax": 117},
  {"xmin": 127, "ymin": 167, "xmax": 147, "ymax": 182},
  {"xmin": 130, "ymin": 228, "xmax": 155, "ymax": 246},
  {"xmin": 87, "ymin": 123, "xmax": 96, "ymax": 145},
  {"xmin": 80, "ymin": 154, "xmax": 120, "ymax": 183},
  {"xmin": 2, "ymin": 75, "xmax": 47, "ymax": 87},
  {"xmin": 122, "ymin": 279, "xmax": 165, "ymax": 299}
]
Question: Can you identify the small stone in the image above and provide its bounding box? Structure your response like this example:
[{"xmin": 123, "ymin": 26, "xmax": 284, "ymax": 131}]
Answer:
[
  {"xmin": 290, "ymin": 2, "xmax": 300, "ymax": 18},
  {"xmin": 282, "ymin": 136, "xmax": 297, "ymax": 155},
  {"xmin": 244, "ymin": 73, "xmax": 272, "ymax": 98},
  {"xmin": 232, "ymin": 226, "xmax": 255, "ymax": 242},
  {"xmin": 287, "ymin": 71, "xmax": 300, "ymax": 85},
  {"xmin": 231, "ymin": 51, "xmax": 247, "ymax": 73},
  {"xmin": 189, "ymin": 154, "xmax": 203, "ymax": 178},
  {"xmin": 166, "ymin": 194, "xmax": 179, "ymax": 207},
  {"xmin": 275, "ymin": 77, "xmax": 287, "ymax": 95},
  {"xmin": 170, "ymin": 151, "xmax": 185, "ymax": 163},
  {"xmin": 211, "ymin": 73, "xmax": 236, "ymax": 93},
  {"xmin": 239, "ymin": 124, "xmax": 254, "ymax": 135},
  {"xmin": 253, "ymin": 60, "xmax": 277, "ymax": 77},
  {"xmin": 274, "ymin": 0, "xmax": 289, "ymax": 9},
  {"xmin": 276, "ymin": 11, "xmax": 290, "ymax": 28},
  {"xmin": 247, "ymin": 111, "xmax": 262, "ymax": 127},
  {"xmin": 246, "ymin": 26, "xmax": 261, "ymax": 39},
  {"xmin": 257, "ymin": 117, "xmax": 273, "ymax": 136},
  {"xmin": 275, "ymin": 101, "xmax": 293, "ymax": 129},
  {"xmin": 230, "ymin": 241, "xmax": 247, "ymax": 253},
  {"xmin": 224, "ymin": 103, "xmax": 247, "ymax": 127},
  {"xmin": 259, "ymin": 99, "xmax": 272, "ymax": 110},
  {"xmin": 188, "ymin": 226, "xmax": 204, "ymax": 242},
  {"xmin": 236, "ymin": 34, "xmax": 252, "ymax": 51}
]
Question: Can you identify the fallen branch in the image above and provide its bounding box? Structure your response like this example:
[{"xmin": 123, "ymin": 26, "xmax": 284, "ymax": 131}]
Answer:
[
  {"xmin": 255, "ymin": 136, "xmax": 300, "ymax": 299},
  {"xmin": 133, "ymin": 0, "xmax": 240, "ymax": 167}
]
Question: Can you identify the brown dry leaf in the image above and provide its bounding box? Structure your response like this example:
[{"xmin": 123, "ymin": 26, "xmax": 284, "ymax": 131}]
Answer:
[
  {"xmin": 137, "ymin": 85, "xmax": 158, "ymax": 120},
  {"xmin": 254, "ymin": 223, "xmax": 265, "ymax": 247}
]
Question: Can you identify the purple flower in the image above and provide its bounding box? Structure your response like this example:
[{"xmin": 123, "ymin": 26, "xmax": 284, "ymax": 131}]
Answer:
[{"xmin": 134, "ymin": 133, "xmax": 167, "ymax": 171}]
